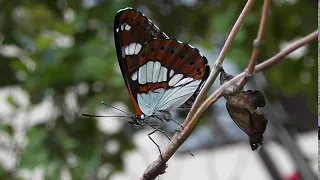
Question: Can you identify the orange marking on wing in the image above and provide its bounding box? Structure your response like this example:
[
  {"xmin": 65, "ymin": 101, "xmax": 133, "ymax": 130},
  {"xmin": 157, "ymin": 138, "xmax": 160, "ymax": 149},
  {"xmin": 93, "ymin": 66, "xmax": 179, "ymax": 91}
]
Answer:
[
  {"xmin": 189, "ymin": 67, "xmax": 206, "ymax": 79},
  {"xmin": 124, "ymin": 75, "xmax": 143, "ymax": 116},
  {"xmin": 139, "ymin": 82, "xmax": 168, "ymax": 93},
  {"xmin": 126, "ymin": 56, "xmax": 139, "ymax": 73},
  {"xmin": 169, "ymin": 44, "xmax": 190, "ymax": 70},
  {"xmin": 163, "ymin": 39, "xmax": 179, "ymax": 66}
]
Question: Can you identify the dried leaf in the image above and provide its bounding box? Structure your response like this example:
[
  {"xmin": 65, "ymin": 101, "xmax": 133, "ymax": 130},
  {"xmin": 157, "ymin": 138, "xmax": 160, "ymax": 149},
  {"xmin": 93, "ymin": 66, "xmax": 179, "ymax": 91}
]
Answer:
[{"xmin": 220, "ymin": 69, "xmax": 268, "ymax": 151}]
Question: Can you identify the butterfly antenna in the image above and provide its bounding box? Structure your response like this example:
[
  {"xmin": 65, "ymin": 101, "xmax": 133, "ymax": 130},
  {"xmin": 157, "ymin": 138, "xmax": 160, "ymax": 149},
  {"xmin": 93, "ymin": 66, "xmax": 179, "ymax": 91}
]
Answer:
[
  {"xmin": 100, "ymin": 101, "xmax": 133, "ymax": 116},
  {"xmin": 80, "ymin": 113, "xmax": 129, "ymax": 118}
]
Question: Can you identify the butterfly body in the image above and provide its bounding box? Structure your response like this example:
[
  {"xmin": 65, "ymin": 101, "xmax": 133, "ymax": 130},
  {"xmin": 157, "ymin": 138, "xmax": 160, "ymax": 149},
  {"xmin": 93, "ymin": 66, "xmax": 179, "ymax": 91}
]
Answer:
[
  {"xmin": 114, "ymin": 7, "xmax": 209, "ymax": 129},
  {"xmin": 129, "ymin": 111, "xmax": 172, "ymax": 128}
]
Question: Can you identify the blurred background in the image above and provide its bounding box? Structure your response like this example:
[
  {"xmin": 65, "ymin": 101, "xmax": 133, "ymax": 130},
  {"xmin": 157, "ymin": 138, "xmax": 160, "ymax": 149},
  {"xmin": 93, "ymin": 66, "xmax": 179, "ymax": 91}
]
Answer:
[{"xmin": 0, "ymin": 0, "xmax": 317, "ymax": 180}]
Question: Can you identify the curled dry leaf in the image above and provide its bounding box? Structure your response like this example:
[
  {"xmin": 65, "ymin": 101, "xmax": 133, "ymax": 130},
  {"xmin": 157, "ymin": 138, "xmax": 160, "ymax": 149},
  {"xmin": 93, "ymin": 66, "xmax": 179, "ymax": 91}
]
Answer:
[{"xmin": 220, "ymin": 69, "xmax": 268, "ymax": 151}]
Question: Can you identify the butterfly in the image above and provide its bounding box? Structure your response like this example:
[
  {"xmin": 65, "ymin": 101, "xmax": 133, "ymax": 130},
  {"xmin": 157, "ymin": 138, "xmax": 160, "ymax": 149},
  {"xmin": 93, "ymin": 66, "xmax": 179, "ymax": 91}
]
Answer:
[
  {"xmin": 114, "ymin": 7, "xmax": 209, "ymax": 128},
  {"xmin": 82, "ymin": 7, "xmax": 210, "ymax": 157}
]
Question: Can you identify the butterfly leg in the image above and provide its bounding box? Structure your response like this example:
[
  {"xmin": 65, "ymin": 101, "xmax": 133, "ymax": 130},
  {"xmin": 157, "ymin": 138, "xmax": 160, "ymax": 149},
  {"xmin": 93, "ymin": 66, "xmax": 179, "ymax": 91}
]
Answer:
[
  {"xmin": 154, "ymin": 115, "xmax": 185, "ymax": 130},
  {"xmin": 151, "ymin": 126, "xmax": 194, "ymax": 157},
  {"xmin": 148, "ymin": 127, "xmax": 164, "ymax": 161},
  {"xmin": 153, "ymin": 128, "xmax": 171, "ymax": 141},
  {"xmin": 171, "ymin": 118, "xmax": 185, "ymax": 130}
]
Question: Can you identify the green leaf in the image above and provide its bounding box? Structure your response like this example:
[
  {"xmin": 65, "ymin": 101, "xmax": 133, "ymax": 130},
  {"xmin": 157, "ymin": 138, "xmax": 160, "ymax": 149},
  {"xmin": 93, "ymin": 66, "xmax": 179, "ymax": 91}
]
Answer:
[
  {"xmin": 19, "ymin": 128, "xmax": 48, "ymax": 168},
  {"xmin": 44, "ymin": 159, "xmax": 63, "ymax": 180}
]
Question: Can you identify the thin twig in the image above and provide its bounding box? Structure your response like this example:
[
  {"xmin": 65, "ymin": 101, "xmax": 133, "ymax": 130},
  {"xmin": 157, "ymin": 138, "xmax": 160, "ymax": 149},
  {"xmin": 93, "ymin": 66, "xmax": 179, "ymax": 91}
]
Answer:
[
  {"xmin": 142, "ymin": 1, "xmax": 256, "ymax": 179},
  {"xmin": 195, "ymin": 30, "xmax": 317, "ymax": 121},
  {"xmin": 240, "ymin": 0, "xmax": 270, "ymax": 86},
  {"xmin": 183, "ymin": 0, "xmax": 256, "ymax": 127},
  {"xmin": 247, "ymin": 0, "xmax": 270, "ymax": 73}
]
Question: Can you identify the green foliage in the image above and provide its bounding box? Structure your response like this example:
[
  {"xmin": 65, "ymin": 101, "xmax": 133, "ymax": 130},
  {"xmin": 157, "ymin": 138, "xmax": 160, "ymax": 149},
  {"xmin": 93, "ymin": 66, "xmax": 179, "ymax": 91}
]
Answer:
[
  {"xmin": 0, "ymin": 0, "xmax": 316, "ymax": 179},
  {"xmin": 20, "ymin": 127, "xmax": 49, "ymax": 168}
]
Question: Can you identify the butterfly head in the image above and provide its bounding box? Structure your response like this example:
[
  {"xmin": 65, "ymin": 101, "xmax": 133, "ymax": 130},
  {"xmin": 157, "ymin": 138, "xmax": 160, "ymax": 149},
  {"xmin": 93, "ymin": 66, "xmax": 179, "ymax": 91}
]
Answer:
[{"xmin": 128, "ymin": 114, "xmax": 145, "ymax": 128}]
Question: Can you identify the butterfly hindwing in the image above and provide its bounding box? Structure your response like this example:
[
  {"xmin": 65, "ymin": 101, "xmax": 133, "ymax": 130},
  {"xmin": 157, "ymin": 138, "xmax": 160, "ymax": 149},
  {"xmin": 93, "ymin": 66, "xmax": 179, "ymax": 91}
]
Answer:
[{"xmin": 132, "ymin": 39, "xmax": 209, "ymax": 115}]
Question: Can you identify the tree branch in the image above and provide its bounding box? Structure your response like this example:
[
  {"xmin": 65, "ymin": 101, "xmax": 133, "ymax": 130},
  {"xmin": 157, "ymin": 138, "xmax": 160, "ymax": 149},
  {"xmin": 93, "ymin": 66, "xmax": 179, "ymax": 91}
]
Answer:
[
  {"xmin": 240, "ymin": 0, "xmax": 270, "ymax": 86},
  {"xmin": 142, "ymin": 1, "xmax": 256, "ymax": 179},
  {"xmin": 196, "ymin": 30, "xmax": 317, "ymax": 120},
  {"xmin": 142, "ymin": 29, "xmax": 316, "ymax": 179},
  {"xmin": 182, "ymin": 0, "xmax": 256, "ymax": 126}
]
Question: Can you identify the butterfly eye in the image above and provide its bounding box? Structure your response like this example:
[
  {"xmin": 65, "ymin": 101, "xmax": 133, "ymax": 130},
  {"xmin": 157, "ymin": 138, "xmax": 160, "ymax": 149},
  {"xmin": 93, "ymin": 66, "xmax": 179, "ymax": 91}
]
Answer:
[
  {"xmin": 161, "ymin": 47, "xmax": 165, "ymax": 50},
  {"xmin": 189, "ymin": 61, "xmax": 195, "ymax": 65},
  {"xmin": 170, "ymin": 50, "xmax": 174, "ymax": 54},
  {"xmin": 151, "ymin": 47, "xmax": 155, "ymax": 51},
  {"xmin": 137, "ymin": 21, "xmax": 141, "ymax": 25},
  {"xmin": 131, "ymin": 18, "xmax": 134, "ymax": 22}
]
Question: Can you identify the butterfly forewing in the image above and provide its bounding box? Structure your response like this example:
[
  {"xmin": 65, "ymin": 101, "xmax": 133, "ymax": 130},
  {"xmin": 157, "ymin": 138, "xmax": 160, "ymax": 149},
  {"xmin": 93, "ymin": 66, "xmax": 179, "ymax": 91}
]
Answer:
[
  {"xmin": 114, "ymin": 8, "xmax": 169, "ymax": 115},
  {"xmin": 114, "ymin": 8, "xmax": 168, "ymax": 51},
  {"xmin": 114, "ymin": 7, "xmax": 209, "ymax": 117}
]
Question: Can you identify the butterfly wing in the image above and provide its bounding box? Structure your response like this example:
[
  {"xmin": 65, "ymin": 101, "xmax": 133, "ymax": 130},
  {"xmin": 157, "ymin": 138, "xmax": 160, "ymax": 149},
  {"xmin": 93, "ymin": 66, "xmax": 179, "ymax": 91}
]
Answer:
[
  {"xmin": 114, "ymin": 8, "xmax": 209, "ymax": 116},
  {"xmin": 132, "ymin": 38, "xmax": 209, "ymax": 116},
  {"xmin": 114, "ymin": 8, "xmax": 168, "ymax": 115}
]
